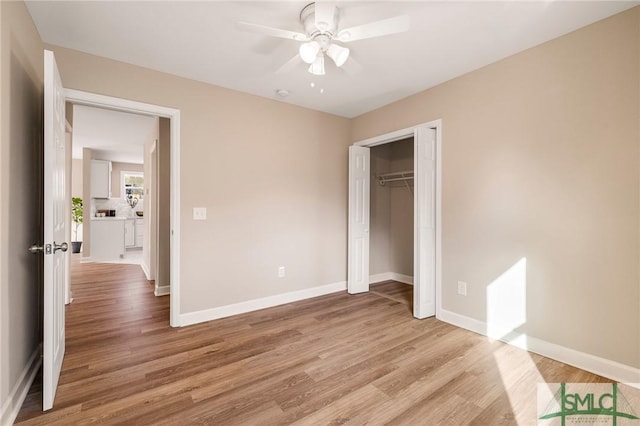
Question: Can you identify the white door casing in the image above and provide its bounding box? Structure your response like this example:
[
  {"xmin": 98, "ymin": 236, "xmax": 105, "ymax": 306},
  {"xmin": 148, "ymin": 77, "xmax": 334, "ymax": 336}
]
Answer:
[
  {"xmin": 349, "ymin": 122, "xmax": 441, "ymax": 319},
  {"xmin": 413, "ymin": 127, "xmax": 436, "ymax": 318},
  {"xmin": 43, "ymin": 49, "xmax": 67, "ymax": 411},
  {"xmin": 64, "ymin": 130, "xmax": 72, "ymax": 305},
  {"xmin": 347, "ymin": 145, "xmax": 370, "ymax": 294}
]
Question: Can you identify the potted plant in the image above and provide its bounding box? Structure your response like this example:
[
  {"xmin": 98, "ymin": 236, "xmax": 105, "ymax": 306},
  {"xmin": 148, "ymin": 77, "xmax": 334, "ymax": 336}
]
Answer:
[{"xmin": 71, "ymin": 197, "xmax": 83, "ymax": 253}]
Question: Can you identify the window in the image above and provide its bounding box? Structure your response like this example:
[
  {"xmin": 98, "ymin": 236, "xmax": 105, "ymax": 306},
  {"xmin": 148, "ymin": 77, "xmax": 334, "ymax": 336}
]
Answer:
[{"xmin": 122, "ymin": 171, "xmax": 144, "ymax": 200}]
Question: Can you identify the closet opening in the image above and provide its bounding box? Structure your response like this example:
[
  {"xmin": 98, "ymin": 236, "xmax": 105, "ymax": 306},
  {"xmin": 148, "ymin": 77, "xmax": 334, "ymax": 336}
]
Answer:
[{"xmin": 369, "ymin": 137, "xmax": 415, "ymax": 313}]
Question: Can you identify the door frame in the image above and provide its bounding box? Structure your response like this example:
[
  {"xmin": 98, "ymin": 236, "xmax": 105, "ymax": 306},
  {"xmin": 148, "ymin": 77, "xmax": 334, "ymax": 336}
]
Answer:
[
  {"xmin": 64, "ymin": 89, "xmax": 182, "ymax": 327},
  {"xmin": 149, "ymin": 140, "xmax": 158, "ymax": 282},
  {"xmin": 350, "ymin": 119, "xmax": 442, "ymax": 318}
]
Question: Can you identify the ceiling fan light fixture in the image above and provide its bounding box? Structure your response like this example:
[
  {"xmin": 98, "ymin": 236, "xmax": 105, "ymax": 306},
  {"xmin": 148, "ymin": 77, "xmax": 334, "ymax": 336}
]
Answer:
[
  {"xmin": 308, "ymin": 54, "xmax": 325, "ymax": 76},
  {"xmin": 237, "ymin": 4, "xmax": 411, "ymax": 77},
  {"xmin": 299, "ymin": 41, "xmax": 320, "ymax": 64},
  {"xmin": 327, "ymin": 44, "xmax": 350, "ymax": 67}
]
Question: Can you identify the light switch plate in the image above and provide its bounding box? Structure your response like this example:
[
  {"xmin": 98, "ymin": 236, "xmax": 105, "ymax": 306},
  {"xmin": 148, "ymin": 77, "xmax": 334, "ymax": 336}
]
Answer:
[
  {"xmin": 193, "ymin": 207, "xmax": 207, "ymax": 220},
  {"xmin": 457, "ymin": 281, "xmax": 467, "ymax": 296}
]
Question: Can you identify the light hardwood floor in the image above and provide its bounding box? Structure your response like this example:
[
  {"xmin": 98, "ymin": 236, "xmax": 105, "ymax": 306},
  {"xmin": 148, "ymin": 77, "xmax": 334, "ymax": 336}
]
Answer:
[{"xmin": 16, "ymin": 257, "xmax": 610, "ymax": 425}]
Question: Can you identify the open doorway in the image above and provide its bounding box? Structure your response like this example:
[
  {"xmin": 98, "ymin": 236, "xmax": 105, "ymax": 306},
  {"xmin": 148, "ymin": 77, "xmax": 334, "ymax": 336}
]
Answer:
[
  {"xmin": 347, "ymin": 121, "xmax": 442, "ymax": 319},
  {"xmin": 64, "ymin": 89, "xmax": 181, "ymax": 327},
  {"xmin": 66, "ymin": 104, "xmax": 170, "ymax": 299}
]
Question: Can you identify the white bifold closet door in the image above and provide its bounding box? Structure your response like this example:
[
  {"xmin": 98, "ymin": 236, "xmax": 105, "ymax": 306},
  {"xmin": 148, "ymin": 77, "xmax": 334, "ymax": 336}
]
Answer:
[
  {"xmin": 413, "ymin": 127, "xmax": 436, "ymax": 319},
  {"xmin": 347, "ymin": 145, "xmax": 370, "ymax": 294}
]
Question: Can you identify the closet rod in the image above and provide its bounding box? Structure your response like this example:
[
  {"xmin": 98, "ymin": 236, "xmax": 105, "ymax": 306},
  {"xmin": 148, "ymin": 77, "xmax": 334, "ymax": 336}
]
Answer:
[
  {"xmin": 376, "ymin": 170, "xmax": 414, "ymax": 186},
  {"xmin": 380, "ymin": 176, "xmax": 414, "ymax": 183}
]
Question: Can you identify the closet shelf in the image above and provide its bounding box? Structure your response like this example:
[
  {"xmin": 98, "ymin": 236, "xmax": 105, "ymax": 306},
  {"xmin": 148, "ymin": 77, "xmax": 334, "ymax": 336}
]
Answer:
[{"xmin": 376, "ymin": 170, "xmax": 414, "ymax": 186}]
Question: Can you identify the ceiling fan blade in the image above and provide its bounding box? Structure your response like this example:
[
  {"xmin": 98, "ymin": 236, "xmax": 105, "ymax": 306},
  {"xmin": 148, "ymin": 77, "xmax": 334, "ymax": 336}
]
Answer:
[
  {"xmin": 236, "ymin": 21, "xmax": 308, "ymax": 41},
  {"xmin": 337, "ymin": 15, "xmax": 410, "ymax": 42},
  {"xmin": 314, "ymin": 2, "xmax": 337, "ymax": 32},
  {"xmin": 276, "ymin": 54, "xmax": 303, "ymax": 74}
]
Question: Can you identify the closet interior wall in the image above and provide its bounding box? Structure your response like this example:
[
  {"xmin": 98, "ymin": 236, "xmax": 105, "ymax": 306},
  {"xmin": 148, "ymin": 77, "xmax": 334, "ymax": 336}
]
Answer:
[{"xmin": 370, "ymin": 137, "xmax": 414, "ymax": 280}]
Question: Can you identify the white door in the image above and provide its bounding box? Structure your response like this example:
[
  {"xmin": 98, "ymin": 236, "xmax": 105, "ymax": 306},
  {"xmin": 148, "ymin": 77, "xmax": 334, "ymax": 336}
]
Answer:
[
  {"xmin": 43, "ymin": 49, "xmax": 67, "ymax": 411},
  {"xmin": 347, "ymin": 146, "xmax": 370, "ymax": 294},
  {"xmin": 413, "ymin": 128, "xmax": 436, "ymax": 318}
]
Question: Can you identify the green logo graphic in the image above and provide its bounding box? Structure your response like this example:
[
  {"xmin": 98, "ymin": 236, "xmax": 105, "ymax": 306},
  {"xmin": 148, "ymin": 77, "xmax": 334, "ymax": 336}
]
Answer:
[{"xmin": 539, "ymin": 383, "xmax": 639, "ymax": 426}]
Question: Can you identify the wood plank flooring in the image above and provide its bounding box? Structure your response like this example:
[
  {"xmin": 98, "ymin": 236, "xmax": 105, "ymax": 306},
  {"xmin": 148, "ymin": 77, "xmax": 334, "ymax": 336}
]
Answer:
[
  {"xmin": 15, "ymin": 258, "xmax": 611, "ymax": 425},
  {"xmin": 370, "ymin": 281, "xmax": 413, "ymax": 311}
]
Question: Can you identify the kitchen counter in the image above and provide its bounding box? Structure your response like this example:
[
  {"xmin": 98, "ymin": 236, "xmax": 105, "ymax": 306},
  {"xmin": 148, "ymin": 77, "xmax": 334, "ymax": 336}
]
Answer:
[
  {"xmin": 91, "ymin": 219, "xmax": 125, "ymax": 260},
  {"xmin": 92, "ymin": 216, "xmax": 128, "ymax": 221}
]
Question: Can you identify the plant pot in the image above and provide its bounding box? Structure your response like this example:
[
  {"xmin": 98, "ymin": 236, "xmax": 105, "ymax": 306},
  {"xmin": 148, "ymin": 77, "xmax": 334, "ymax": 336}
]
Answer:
[{"xmin": 71, "ymin": 241, "xmax": 82, "ymax": 254}]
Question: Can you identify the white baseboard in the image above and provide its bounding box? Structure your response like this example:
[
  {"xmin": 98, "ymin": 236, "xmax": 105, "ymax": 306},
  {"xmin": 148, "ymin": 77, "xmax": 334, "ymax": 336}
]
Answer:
[
  {"xmin": 438, "ymin": 308, "xmax": 640, "ymax": 386},
  {"xmin": 155, "ymin": 285, "xmax": 170, "ymax": 297},
  {"xmin": 140, "ymin": 261, "xmax": 151, "ymax": 281},
  {"xmin": 370, "ymin": 272, "xmax": 413, "ymax": 285},
  {"xmin": 438, "ymin": 308, "xmax": 487, "ymax": 335},
  {"xmin": 370, "ymin": 273, "xmax": 393, "ymax": 283},
  {"xmin": 1, "ymin": 344, "xmax": 42, "ymax": 426},
  {"xmin": 390, "ymin": 273, "xmax": 413, "ymax": 285},
  {"xmin": 179, "ymin": 281, "xmax": 347, "ymax": 327},
  {"xmin": 80, "ymin": 256, "xmax": 93, "ymax": 263}
]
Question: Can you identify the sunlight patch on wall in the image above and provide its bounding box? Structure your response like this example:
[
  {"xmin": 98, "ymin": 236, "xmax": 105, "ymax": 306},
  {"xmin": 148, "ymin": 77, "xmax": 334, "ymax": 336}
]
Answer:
[{"xmin": 487, "ymin": 257, "xmax": 527, "ymax": 342}]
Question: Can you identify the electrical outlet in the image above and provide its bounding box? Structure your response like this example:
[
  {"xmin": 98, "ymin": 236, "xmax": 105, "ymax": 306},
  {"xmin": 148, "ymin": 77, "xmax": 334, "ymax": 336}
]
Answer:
[
  {"xmin": 457, "ymin": 281, "xmax": 467, "ymax": 296},
  {"xmin": 193, "ymin": 207, "xmax": 207, "ymax": 220},
  {"xmin": 278, "ymin": 266, "xmax": 285, "ymax": 278}
]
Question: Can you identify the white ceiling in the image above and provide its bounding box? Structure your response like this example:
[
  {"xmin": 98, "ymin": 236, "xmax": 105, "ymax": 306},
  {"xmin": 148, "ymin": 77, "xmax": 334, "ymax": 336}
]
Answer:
[
  {"xmin": 72, "ymin": 105, "xmax": 157, "ymax": 164},
  {"xmin": 27, "ymin": 1, "xmax": 638, "ymax": 118}
]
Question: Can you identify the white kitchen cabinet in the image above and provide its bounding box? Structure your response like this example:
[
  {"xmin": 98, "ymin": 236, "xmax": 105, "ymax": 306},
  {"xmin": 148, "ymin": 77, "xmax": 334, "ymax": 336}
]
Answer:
[
  {"xmin": 91, "ymin": 218, "xmax": 124, "ymax": 260},
  {"xmin": 91, "ymin": 159, "xmax": 112, "ymax": 198},
  {"xmin": 134, "ymin": 218, "xmax": 144, "ymax": 248},
  {"xmin": 124, "ymin": 219, "xmax": 135, "ymax": 247}
]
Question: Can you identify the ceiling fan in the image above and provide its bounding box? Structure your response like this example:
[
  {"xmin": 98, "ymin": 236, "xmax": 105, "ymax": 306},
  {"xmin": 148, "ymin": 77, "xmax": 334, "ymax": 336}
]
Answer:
[{"xmin": 237, "ymin": 2, "xmax": 410, "ymax": 76}]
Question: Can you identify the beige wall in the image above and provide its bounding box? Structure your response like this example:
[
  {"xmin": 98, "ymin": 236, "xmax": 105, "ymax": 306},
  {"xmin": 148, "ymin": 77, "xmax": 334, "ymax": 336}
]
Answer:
[
  {"xmin": 143, "ymin": 119, "xmax": 159, "ymax": 281},
  {"xmin": 370, "ymin": 144, "xmax": 391, "ymax": 275},
  {"xmin": 352, "ymin": 9, "xmax": 640, "ymax": 368},
  {"xmin": 46, "ymin": 44, "xmax": 352, "ymax": 313},
  {"xmin": 71, "ymin": 158, "xmax": 83, "ymax": 198},
  {"xmin": 82, "ymin": 147, "xmax": 92, "ymax": 257},
  {"xmin": 109, "ymin": 161, "xmax": 143, "ymax": 198},
  {"xmin": 0, "ymin": 1, "xmax": 43, "ymax": 421},
  {"xmin": 156, "ymin": 118, "xmax": 170, "ymax": 292}
]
